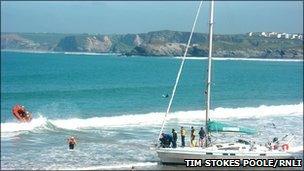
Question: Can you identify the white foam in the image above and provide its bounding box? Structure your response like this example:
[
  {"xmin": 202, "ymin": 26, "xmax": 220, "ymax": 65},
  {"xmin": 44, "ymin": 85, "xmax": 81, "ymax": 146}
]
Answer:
[
  {"xmin": 213, "ymin": 57, "xmax": 303, "ymax": 62},
  {"xmin": 51, "ymin": 103, "xmax": 303, "ymax": 130},
  {"xmin": 63, "ymin": 52, "xmax": 121, "ymax": 56},
  {"xmin": 1, "ymin": 116, "xmax": 47, "ymax": 133},
  {"xmin": 1, "ymin": 103, "xmax": 302, "ymax": 132},
  {"xmin": 69, "ymin": 162, "xmax": 157, "ymax": 170},
  {"xmin": 3, "ymin": 50, "xmax": 121, "ymax": 56},
  {"xmin": 209, "ymin": 103, "xmax": 303, "ymax": 119},
  {"xmin": 289, "ymin": 145, "xmax": 304, "ymax": 153},
  {"xmin": 174, "ymin": 56, "xmax": 303, "ymax": 62},
  {"xmin": 2, "ymin": 49, "xmax": 61, "ymax": 54}
]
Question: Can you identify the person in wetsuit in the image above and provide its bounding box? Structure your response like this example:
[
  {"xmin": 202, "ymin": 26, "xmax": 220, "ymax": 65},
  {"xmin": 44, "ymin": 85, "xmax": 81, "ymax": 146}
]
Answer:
[{"xmin": 68, "ymin": 136, "xmax": 77, "ymax": 149}]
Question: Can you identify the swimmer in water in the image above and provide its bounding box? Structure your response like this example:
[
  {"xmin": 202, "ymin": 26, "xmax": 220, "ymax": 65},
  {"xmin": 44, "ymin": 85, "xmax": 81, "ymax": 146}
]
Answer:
[{"xmin": 162, "ymin": 94, "xmax": 169, "ymax": 98}]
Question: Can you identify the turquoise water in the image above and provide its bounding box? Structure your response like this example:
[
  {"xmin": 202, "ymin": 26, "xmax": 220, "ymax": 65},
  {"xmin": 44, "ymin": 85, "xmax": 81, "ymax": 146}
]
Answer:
[
  {"xmin": 2, "ymin": 52, "xmax": 302, "ymax": 121},
  {"xmin": 1, "ymin": 51, "xmax": 303, "ymax": 169}
]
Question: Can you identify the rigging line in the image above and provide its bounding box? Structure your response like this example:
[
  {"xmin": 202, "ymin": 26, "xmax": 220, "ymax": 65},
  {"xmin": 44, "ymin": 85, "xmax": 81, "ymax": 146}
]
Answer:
[{"xmin": 156, "ymin": 1, "xmax": 204, "ymax": 142}]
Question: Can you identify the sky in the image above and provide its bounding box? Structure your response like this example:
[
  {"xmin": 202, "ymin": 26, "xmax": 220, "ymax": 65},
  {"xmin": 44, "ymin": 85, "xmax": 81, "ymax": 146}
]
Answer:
[{"xmin": 1, "ymin": 1, "xmax": 303, "ymax": 34}]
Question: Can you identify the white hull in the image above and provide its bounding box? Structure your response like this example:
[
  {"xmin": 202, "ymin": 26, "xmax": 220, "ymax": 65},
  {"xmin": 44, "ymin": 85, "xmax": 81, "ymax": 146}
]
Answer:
[{"xmin": 157, "ymin": 143, "xmax": 296, "ymax": 164}]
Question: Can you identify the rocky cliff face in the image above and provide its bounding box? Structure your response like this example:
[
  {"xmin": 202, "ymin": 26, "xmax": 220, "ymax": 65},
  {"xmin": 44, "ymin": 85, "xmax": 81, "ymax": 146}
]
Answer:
[
  {"xmin": 133, "ymin": 35, "xmax": 142, "ymax": 46},
  {"xmin": 132, "ymin": 43, "xmax": 186, "ymax": 56},
  {"xmin": 1, "ymin": 34, "xmax": 40, "ymax": 50},
  {"xmin": 213, "ymin": 49, "xmax": 303, "ymax": 59},
  {"xmin": 53, "ymin": 35, "xmax": 112, "ymax": 52},
  {"xmin": 83, "ymin": 36, "xmax": 112, "ymax": 52},
  {"xmin": 1, "ymin": 31, "xmax": 303, "ymax": 59}
]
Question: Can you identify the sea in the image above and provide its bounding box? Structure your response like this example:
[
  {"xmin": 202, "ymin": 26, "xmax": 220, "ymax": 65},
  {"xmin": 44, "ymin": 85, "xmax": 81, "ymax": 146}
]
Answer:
[{"xmin": 1, "ymin": 51, "xmax": 303, "ymax": 170}]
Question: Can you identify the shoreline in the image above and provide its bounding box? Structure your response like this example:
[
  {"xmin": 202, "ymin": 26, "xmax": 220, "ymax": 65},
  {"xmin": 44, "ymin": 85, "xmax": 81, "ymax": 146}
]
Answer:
[
  {"xmin": 2, "ymin": 49, "xmax": 303, "ymax": 62},
  {"xmin": 1, "ymin": 49, "xmax": 121, "ymax": 56},
  {"xmin": 64, "ymin": 162, "xmax": 304, "ymax": 170}
]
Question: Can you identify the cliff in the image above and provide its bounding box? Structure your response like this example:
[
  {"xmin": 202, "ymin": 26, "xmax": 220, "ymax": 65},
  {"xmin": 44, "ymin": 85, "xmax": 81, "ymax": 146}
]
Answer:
[{"xmin": 1, "ymin": 30, "xmax": 303, "ymax": 59}]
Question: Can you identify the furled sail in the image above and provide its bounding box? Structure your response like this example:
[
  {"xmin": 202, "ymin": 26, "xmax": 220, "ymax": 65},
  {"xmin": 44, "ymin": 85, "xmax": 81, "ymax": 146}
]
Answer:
[{"xmin": 207, "ymin": 121, "xmax": 256, "ymax": 135}]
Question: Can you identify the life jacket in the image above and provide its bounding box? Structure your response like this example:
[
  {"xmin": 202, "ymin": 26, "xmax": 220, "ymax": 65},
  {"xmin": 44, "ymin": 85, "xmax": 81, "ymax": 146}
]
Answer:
[
  {"xmin": 191, "ymin": 129, "xmax": 195, "ymax": 136},
  {"xmin": 181, "ymin": 129, "xmax": 186, "ymax": 136}
]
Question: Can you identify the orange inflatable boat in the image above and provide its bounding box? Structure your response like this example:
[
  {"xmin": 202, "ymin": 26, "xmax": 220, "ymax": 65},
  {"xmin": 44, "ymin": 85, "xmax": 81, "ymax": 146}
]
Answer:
[{"xmin": 12, "ymin": 104, "xmax": 32, "ymax": 122}]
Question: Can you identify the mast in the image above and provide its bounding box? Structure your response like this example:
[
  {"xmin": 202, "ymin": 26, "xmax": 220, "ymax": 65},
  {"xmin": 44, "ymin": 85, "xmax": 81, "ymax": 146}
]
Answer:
[
  {"xmin": 205, "ymin": 0, "xmax": 214, "ymax": 147},
  {"xmin": 156, "ymin": 1, "xmax": 203, "ymax": 143}
]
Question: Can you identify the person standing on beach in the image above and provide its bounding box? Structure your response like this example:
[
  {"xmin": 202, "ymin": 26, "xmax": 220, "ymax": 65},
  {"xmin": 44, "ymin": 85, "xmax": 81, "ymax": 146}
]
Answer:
[
  {"xmin": 172, "ymin": 129, "xmax": 177, "ymax": 148},
  {"xmin": 67, "ymin": 136, "xmax": 76, "ymax": 150},
  {"xmin": 180, "ymin": 126, "xmax": 186, "ymax": 147}
]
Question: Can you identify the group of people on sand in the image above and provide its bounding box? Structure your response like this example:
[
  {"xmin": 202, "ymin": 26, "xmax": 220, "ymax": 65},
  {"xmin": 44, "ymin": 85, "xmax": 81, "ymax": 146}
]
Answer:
[{"xmin": 159, "ymin": 126, "xmax": 207, "ymax": 148}]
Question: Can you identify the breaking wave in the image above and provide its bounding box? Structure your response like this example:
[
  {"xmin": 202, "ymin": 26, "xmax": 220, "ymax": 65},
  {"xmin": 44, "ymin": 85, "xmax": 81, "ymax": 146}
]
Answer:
[
  {"xmin": 174, "ymin": 56, "xmax": 303, "ymax": 62},
  {"xmin": 2, "ymin": 49, "xmax": 61, "ymax": 54},
  {"xmin": 63, "ymin": 52, "xmax": 121, "ymax": 56},
  {"xmin": 1, "ymin": 103, "xmax": 302, "ymax": 134},
  {"xmin": 67, "ymin": 162, "xmax": 158, "ymax": 170}
]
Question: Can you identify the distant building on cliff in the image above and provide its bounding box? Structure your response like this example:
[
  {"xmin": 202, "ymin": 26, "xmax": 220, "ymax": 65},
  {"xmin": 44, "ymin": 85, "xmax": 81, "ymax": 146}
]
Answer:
[
  {"xmin": 247, "ymin": 32, "xmax": 303, "ymax": 40},
  {"xmin": 277, "ymin": 33, "xmax": 282, "ymax": 38},
  {"xmin": 284, "ymin": 33, "xmax": 290, "ymax": 39}
]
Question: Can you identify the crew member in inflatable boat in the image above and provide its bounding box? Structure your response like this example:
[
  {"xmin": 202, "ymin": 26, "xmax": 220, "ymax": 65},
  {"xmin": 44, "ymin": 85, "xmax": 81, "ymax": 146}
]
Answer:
[{"xmin": 12, "ymin": 104, "xmax": 32, "ymax": 122}]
